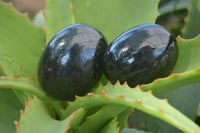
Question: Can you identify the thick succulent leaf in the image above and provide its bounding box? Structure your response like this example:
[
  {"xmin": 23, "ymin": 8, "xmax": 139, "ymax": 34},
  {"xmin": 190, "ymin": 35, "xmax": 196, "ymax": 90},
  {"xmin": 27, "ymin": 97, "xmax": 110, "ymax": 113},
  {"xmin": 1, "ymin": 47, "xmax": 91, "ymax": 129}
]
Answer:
[
  {"xmin": 140, "ymin": 67, "xmax": 200, "ymax": 95},
  {"xmin": 122, "ymin": 128, "xmax": 149, "ymax": 133},
  {"xmin": 138, "ymin": 35, "xmax": 200, "ymax": 95},
  {"xmin": 173, "ymin": 35, "xmax": 200, "ymax": 73},
  {"xmin": 65, "ymin": 108, "xmax": 87, "ymax": 133},
  {"xmin": 0, "ymin": 75, "xmax": 65, "ymax": 118},
  {"xmin": 129, "ymin": 36, "xmax": 200, "ymax": 132},
  {"xmin": 45, "ymin": 0, "xmax": 73, "ymax": 42},
  {"xmin": 62, "ymin": 83, "xmax": 200, "ymax": 133},
  {"xmin": 74, "ymin": 105, "xmax": 127, "ymax": 133},
  {"xmin": 0, "ymin": 2, "xmax": 45, "ymax": 79},
  {"xmin": 117, "ymin": 108, "xmax": 133, "ymax": 132},
  {"xmin": 0, "ymin": 89, "xmax": 24, "ymax": 133},
  {"xmin": 99, "ymin": 117, "xmax": 119, "ymax": 133},
  {"xmin": 182, "ymin": 0, "xmax": 200, "ymax": 39},
  {"xmin": 0, "ymin": 76, "xmax": 43, "ymax": 93},
  {"xmin": 0, "ymin": 66, "xmax": 7, "ymax": 76},
  {"xmin": 72, "ymin": 0, "xmax": 159, "ymax": 43},
  {"xmin": 0, "ymin": 67, "xmax": 24, "ymax": 133},
  {"xmin": 129, "ymin": 82, "xmax": 200, "ymax": 133},
  {"xmin": 16, "ymin": 97, "xmax": 71, "ymax": 133}
]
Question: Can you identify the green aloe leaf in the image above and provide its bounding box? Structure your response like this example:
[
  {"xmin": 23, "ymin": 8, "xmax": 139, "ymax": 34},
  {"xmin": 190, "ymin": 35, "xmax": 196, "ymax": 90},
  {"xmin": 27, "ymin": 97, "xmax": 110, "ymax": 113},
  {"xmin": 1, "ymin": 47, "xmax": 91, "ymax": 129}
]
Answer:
[
  {"xmin": 138, "ymin": 35, "xmax": 200, "ymax": 95},
  {"xmin": 45, "ymin": 0, "xmax": 159, "ymax": 44},
  {"xmin": 182, "ymin": 0, "xmax": 200, "ymax": 39},
  {"xmin": 65, "ymin": 108, "xmax": 87, "ymax": 133},
  {"xmin": 45, "ymin": 0, "xmax": 73, "ymax": 42},
  {"xmin": 0, "ymin": 64, "xmax": 23, "ymax": 133},
  {"xmin": 0, "ymin": 66, "xmax": 7, "ymax": 76},
  {"xmin": 16, "ymin": 97, "xmax": 71, "ymax": 133},
  {"xmin": 99, "ymin": 117, "xmax": 119, "ymax": 133},
  {"xmin": 173, "ymin": 35, "xmax": 200, "ymax": 73},
  {"xmin": 140, "ymin": 67, "xmax": 200, "ymax": 95},
  {"xmin": 0, "ymin": 2, "xmax": 45, "ymax": 79},
  {"xmin": 72, "ymin": 0, "xmax": 159, "ymax": 43},
  {"xmin": 129, "ymin": 36, "xmax": 200, "ymax": 132},
  {"xmin": 116, "ymin": 108, "xmax": 133, "ymax": 132},
  {"xmin": 0, "ymin": 89, "xmax": 24, "ymax": 133},
  {"xmin": 0, "ymin": 76, "xmax": 43, "ymax": 94},
  {"xmin": 74, "ymin": 105, "xmax": 127, "ymax": 133},
  {"xmin": 129, "ymin": 82, "xmax": 200, "ymax": 133},
  {"xmin": 61, "ymin": 83, "xmax": 200, "ymax": 133},
  {"xmin": 0, "ymin": 75, "xmax": 66, "ymax": 119}
]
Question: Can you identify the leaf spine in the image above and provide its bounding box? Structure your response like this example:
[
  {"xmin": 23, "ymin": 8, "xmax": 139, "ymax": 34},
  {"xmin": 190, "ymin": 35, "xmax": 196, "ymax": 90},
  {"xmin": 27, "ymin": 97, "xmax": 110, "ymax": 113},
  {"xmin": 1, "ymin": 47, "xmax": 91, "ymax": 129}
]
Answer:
[
  {"xmin": 158, "ymin": 108, "xmax": 164, "ymax": 113},
  {"xmin": 136, "ymin": 99, "xmax": 142, "ymax": 104},
  {"xmin": 100, "ymin": 90, "xmax": 107, "ymax": 96}
]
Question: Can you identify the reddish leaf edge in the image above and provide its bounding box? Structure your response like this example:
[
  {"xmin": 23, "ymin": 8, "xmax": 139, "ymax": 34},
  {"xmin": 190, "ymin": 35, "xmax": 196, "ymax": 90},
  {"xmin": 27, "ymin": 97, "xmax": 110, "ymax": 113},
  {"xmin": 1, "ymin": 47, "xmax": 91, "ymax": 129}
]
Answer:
[
  {"xmin": 140, "ymin": 66, "xmax": 200, "ymax": 95},
  {"xmin": 0, "ymin": 75, "xmax": 64, "ymax": 119},
  {"xmin": 0, "ymin": 1, "xmax": 45, "ymax": 35},
  {"xmin": 62, "ymin": 86, "xmax": 199, "ymax": 133},
  {"xmin": 15, "ymin": 96, "xmax": 34, "ymax": 133}
]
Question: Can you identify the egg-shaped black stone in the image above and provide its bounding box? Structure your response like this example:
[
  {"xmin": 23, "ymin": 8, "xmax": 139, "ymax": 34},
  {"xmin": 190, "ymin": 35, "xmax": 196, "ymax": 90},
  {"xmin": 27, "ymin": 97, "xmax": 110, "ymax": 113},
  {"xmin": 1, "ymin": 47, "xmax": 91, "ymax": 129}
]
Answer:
[
  {"xmin": 103, "ymin": 24, "xmax": 178, "ymax": 87},
  {"xmin": 38, "ymin": 24, "xmax": 107, "ymax": 101}
]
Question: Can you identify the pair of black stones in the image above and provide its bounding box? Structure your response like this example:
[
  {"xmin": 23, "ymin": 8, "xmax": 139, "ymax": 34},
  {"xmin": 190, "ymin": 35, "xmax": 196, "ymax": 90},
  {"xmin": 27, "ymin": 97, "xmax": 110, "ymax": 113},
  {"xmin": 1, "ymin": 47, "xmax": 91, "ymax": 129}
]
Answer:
[{"xmin": 38, "ymin": 24, "xmax": 178, "ymax": 101}]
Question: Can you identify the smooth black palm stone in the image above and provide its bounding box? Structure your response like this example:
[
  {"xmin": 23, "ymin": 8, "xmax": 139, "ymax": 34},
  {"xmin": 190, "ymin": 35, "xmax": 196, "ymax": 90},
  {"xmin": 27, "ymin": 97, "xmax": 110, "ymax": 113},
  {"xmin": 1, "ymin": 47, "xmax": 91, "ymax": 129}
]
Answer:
[
  {"xmin": 103, "ymin": 24, "xmax": 178, "ymax": 87},
  {"xmin": 38, "ymin": 24, "xmax": 107, "ymax": 101}
]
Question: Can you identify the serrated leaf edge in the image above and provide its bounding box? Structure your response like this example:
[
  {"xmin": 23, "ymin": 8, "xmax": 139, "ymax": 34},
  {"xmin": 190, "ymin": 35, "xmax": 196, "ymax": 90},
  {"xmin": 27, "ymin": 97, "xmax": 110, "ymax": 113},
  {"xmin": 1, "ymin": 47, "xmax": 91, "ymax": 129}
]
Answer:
[
  {"xmin": 1, "ymin": 1, "xmax": 45, "ymax": 34},
  {"xmin": 140, "ymin": 66, "xmax": 200, "ymax": 95},
  {"xmin": 62, "ymin": 83, "xmax": 200, "ymax": 133},
  {"xmin": 15, "ymin": 96, "xmax": 35, "ymax": 133}
]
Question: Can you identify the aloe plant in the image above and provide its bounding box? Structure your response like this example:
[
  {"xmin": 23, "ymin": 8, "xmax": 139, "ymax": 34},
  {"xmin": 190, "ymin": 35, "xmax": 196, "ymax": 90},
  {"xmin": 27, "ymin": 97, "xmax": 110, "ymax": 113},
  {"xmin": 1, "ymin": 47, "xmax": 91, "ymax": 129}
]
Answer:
[{"xmin": 0, "ymin": 0, "xmax": 200, "ymax": 133}]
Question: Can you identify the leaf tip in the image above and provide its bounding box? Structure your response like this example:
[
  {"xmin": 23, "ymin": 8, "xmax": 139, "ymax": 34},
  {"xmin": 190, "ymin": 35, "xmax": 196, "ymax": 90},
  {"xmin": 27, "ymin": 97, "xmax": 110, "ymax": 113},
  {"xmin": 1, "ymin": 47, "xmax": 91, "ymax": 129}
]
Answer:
[
  {"xmin": 158, "ymin": 108, "xmax": 164, "ymax": 113},
  {"xmin": 163, "ymin": 98, "xmax": 168, "ymax": 102},
  {"xmin": 100, "ymin": 90, "xmax": 107, "ymax": 96},
  {"xmin": 116, "ymin": 80, "xmax": 121, "ymax": 85},
  {"xmin": 176, "ymin": 35, "xmax": 182, "ymax": 41},
  {"xmin": 154, "ymin": 78, "xmax": 162, "ymax": 82},
  {"xmin": 9, "ymin": 1, "xmax": 14, "ymax": 8},
  {"xmin": 148, "ymin": 90, "xmax": 152, "ymax": 94},
  {"xmin": 42, "ymin": 28, "xmax": 46, "ymax": 35},
  {"xmin": 14, "ymin": 121, "xmax": 19, "ymax": 133},
  {"xmin": 123, "ymin": 81, "xmax": 129, "ymax": 86},
  {"xmin": 6, "ymin": 84, "xmax": 12, "ymax": 87},
  {"xmin": 157, "ymin": 12, "xmax": 161, "ymax": 17},
  {"xmin": 119, "ymin": 94, "xmax": 125, "ymax": 99},
  {"xmin": 41, "ymin": 10, "xmax": 45, "ymax": 17},
  {"xmin": 20, "ymin": 110, "xmax": 24, "ymax": 116},
  {"xmin": 29, "ymin": 77, "xmax": 36, "ymax": 81},
  {"xmin": 195, "ymin": 67, "xmax": 200, "ymax": 71},
  {"xmin": 25, "ymin": 97, "xmax": 33, "ymax": 108},
  {"xmin": 170, "ymin": 73, "xmax": 178, "ymax": 76},
  {"xmin": 24, "ymin": 12, "xmax": 29, "ymax": 18},
  {"xmin": 14, "ymin": 120, "xmax": 19, "ymax": 127},
  {"xmin": 13, "ymin": 74, "xmax": 20, "ymax": 78},
  {"xmin": 136, "ymin": 99, "xmax": 143, "ymax": 104}
]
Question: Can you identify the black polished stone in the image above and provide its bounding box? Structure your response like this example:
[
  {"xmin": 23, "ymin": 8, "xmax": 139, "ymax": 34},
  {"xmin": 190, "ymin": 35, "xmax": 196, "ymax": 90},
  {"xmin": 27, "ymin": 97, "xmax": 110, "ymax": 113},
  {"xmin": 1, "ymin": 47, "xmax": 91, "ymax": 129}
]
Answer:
[
  {"xmin": 103, "ymin": 24, "xmax": 178, "ymax": 87},
  {"xmin": 38, "ymin": 24, "xmax": 107, "ymax": 101}
]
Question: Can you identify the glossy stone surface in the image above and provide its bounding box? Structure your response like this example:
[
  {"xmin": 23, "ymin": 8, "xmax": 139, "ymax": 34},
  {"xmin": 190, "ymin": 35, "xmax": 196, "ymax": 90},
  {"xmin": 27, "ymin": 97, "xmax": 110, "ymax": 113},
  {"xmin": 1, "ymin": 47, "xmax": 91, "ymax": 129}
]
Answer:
[
  {"xmin": 38, "ymin": 24, "xmax": 107, "ymax": 100},
  {"xmin": 103, "ymin": 24, "xmax": 178, "ymax": 87}
]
